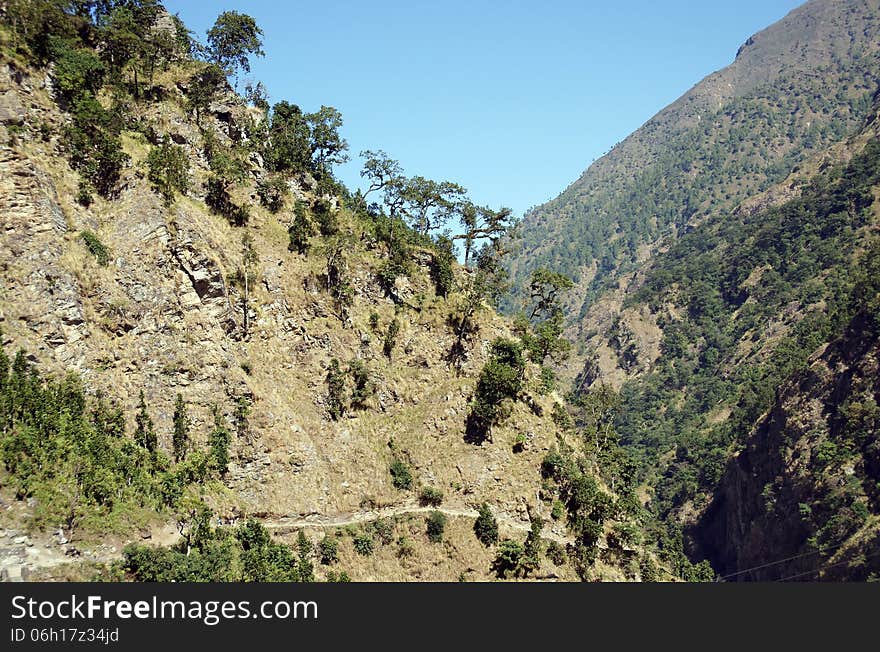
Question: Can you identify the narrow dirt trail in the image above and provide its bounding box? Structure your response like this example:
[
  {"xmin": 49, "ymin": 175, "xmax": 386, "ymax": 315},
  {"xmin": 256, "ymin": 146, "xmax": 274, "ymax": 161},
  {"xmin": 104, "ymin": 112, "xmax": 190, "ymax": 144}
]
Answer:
[
  {"xmin": 262, "ymin": 503, "xmax": 575, "ymax": 545},
  {"xmin": 3, "ymin": 504, "xmax": 574, "ymax": 581}
]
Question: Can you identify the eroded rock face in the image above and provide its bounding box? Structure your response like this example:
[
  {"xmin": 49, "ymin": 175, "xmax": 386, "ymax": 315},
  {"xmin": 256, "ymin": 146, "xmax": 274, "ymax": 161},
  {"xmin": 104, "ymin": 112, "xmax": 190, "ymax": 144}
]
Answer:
[
  {"xmin": 0, "ymin": 148, "xmax": 85, "ymax": 367},
  {"xmin": 0, "ymin": 89, "xmax": 25, "ymax": 125}
]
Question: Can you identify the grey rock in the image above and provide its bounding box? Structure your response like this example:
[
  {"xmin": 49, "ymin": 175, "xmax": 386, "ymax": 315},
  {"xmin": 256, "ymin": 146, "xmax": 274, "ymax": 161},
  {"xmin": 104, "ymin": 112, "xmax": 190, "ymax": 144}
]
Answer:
[{"xmin": 0, "ymin": 90, "xmax": 25, "ymax": 125}]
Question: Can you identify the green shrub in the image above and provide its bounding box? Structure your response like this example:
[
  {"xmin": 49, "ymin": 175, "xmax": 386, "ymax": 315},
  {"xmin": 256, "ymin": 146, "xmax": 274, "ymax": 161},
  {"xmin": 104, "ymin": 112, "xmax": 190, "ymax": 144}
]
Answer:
[
  {"xmin": 171, "ymin": 394, "xmax": 189, "ymax": 463},
  {"xmin": 640, "ymin": 555, "xmax": 659, "ymax": 582},
  {"xmin": 256, "ymin": 174, "xmax": 288, "ymax": 212},
  {"xmin": 419, "ymin": 486, "xmax": 444, "ymax": 507},
  {"xmin": 6, "ymin": 124, "xmax": 24, "ymax": 146},
  {"xmin": 348, "ymin": 359, "xmax": 373, "ymax": 410},
  {"xmin": 473, "ymin": 503, "xmax": 498, "ymax": 546},
  {"xmin": 538, "ymin": 366, "xmax": 556, "ymax": 395},
  {"xmin": 492, "ymin": 539, "xmax": 523, "ymax": 578},
  {"xmin": 609, "ymin": 522, "xmax": 642, "ymax": 549},
  {"xmin": 208, "ymin": 406, "xmax": 231, "ymax": 476},
  {"xmin": 326, "ymin": 358, "xmax": 345, "ymax": 420},
  {"xmin": 64, "ymin": 121, "xmax": 128, "ymax": 198},
  {"xmin": 426, "ymin": 511, "xmax": 447, "ymax": 543},
  {"xmin": 147, "ymin": 141, "xmax": 190, "ymax": 205},
  {"xmin": 431, "ymin": 235, "xmax": 455, "ymax": 298},
  {"xmin": 396, "ymin": 536, "xmax": 415, "ymax": 559},
  {"xmin": 76, "ymin": 181, "xmax": 94, "ymax": 207},
  {"xmin": 318, "ymin": 536, "xmax": 339, "ymax": 565},
  {"xmin": 186, "ymin": 64, "xmax": 226, "ymax": 123},
  {"xmin": 313, "ymin": 197, "xmax": 338, "ymax": 236},
  {"xmin": 353, "ymin": 532, "xmax": 374, "ymax": 556},
  {"xmin": 51, "ymin": 44, "xmax": 105, "ymax": 103},
  {"xmin": 546, "ymin": 540, "xmax": 567, "ymax": 566},
  {"xmin": 287, "ymin": 202, "xmax": 315, "ymax": 255},
  {"xmin": 206, "ymin": 176, "xmax": 249, "ymax": 226},
  {"xmin": 389, "ymin": 458, "xmax": 412, "ymax": 490},
  {"xmin": 465, "ymin": 338, "xmax": 525, "ymax": 443},
  {"xmin": 325, "ymin": 242, "xmax": 354, "ymax": 315},
  {"xmin": 80, "ymin": 230, "xmax": 110, "ymax": 266},
  {"xmin": 383, "ymin": 318, "xmax": 401, "ymax": 359},
  {"xmin": 371, "ymin": 518, "xmax": 395, "ymax": 545},
  {"xmin": 326, "ymin": 570, "xmax": 352, "ymax": 582}
]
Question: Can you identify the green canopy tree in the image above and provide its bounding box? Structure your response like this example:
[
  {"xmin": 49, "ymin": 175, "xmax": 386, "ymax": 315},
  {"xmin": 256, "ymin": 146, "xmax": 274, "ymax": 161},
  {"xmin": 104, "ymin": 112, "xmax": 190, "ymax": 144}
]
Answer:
[
  {"xmin": 266, "ymin": 101, "xmax": 311, "ymax": 174},
  {"xmin": 206, "ymin": 10, "xmax": 264, "ymax": 80},
  {"xmin": 146, "ymin": 140, "xmax": 189, "ymax": 206},
  {"xmin": 453, "ymin": 203, "xmax": 516, "ymax": 268},
  {"xmin": 306, "ymin": 106, "xmax": 349, "ymax": 178},
  {"xmin": 400, "ymin": 176, "xmax": 467, "ymax": 236},
  {"xmin": 516, "ymin": 268, "xmax": 574, "ymax": 365},
  {"xmin": 359, "ymin": 149, "xmax": 404, "ymax": 201},
  {"xmin": 187, "ymin": 64, "xmax": 226, "ymax": 123}
]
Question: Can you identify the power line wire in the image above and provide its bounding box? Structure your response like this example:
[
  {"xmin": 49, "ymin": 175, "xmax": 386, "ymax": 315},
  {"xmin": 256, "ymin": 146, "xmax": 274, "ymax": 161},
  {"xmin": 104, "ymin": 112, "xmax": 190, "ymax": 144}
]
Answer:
[
  {"xmin": 775, "ymin": 548, "xmax": 880, "ymax": 582},
  {"xmin": 717, "ymin": 539, "xmax": 850, "ymax": 582}
]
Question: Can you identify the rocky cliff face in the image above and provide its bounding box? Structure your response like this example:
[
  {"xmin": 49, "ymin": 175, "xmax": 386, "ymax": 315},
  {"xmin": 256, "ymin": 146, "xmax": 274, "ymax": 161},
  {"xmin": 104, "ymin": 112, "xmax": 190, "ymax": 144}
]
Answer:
[
  {"xmin": 695, "ymin": 310, "xmax": 880, "ymax": 581},
  {"xmin": 0, "ymin": 57, "xmax": 556, "ymax": 522}
]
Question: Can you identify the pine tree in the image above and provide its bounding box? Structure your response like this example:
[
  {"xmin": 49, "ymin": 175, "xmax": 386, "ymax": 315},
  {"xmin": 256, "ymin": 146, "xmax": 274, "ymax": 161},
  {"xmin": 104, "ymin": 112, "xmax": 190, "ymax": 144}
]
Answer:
[
  {"xmin": 383, "ymin": 318, "xmax": 400, "ymax": 359},
  {"xmin": 295, "ymin": 531, "xmax": 314, "ymax": 582},
  {"xmin": 474, "ymin": 502, "xmax": 499, "ymax": 546},
  {"xmin": 521, "ymin": 515, "xmax": 544, "ymax": 576},
  {"xmin": 172, "ymin": 393, "xmax": 189, "ymax": 463},
  {"xmin": 208, "ymin": 405, "xmax": 231, "ymax": 475},
  {"xmin": 134, "ymin": 390, "xmax": 157, "ymax": 452},
  {"xmin": 326, "ymin": 358, "xmax": 345, "ymax": 420},
  {"xmin": 238, "ymin": 232, "xmax": 259, "ymax": 337}
]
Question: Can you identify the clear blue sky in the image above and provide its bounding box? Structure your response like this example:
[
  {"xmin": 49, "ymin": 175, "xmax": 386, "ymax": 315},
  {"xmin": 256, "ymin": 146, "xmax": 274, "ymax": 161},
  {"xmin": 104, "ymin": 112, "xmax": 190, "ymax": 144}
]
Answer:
[{"xmin": 163, "ymin": 0, "xmax": 805, "ymax": 217}]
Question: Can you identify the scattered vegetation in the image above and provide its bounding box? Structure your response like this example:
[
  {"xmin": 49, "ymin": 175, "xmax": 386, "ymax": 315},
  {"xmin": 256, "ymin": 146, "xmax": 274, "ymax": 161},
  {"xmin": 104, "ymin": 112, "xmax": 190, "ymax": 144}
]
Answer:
[
  {"xmin": 80, "ymin": 230, "xmax": 110, "ymax": 266},
  {"xmin": 0, "ymin": 337, "xmax": 222, "ymax": 538},
  {"xmin": 121, "ymin": 517, "xmax": 315, "ymax": 582}
]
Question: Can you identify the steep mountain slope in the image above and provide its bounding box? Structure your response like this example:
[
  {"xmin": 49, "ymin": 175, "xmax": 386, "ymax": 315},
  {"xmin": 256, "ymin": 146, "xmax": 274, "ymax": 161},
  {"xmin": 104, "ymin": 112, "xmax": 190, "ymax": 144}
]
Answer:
[
  {"xmin": 507, "ymin": 0, "xmax": 879, "ymax": 326},
  {"xmin": 696, "ymin": 304, "xmax": 880, "ymax": 581},
  {"xmin": 0, "ymin": 4, "xmax": 660, "ymax": 582},
  {"xmin": 688, "ymin": 91, "xmax": 880, "ymax": 583},
  {"xmin": 501, "ymin": 0, "xmax": 880, "ymax": 580},
  {"xmin": 602, "ymin": 75, "xmax": 879, "ymax": 509}
]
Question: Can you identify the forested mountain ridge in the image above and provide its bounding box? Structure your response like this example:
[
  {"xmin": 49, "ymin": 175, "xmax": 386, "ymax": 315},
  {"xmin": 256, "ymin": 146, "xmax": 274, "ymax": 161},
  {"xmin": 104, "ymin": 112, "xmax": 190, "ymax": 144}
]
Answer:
[
  {"xmin": 689, "ymin": 86, "xmax": 880, "ymax": 581},
  {"xmin": 506, "ymin": 0, "xmax": 879, "ymax": 324},
  {"xmin": 0, "ymin": 2, "xmax": 673, "ymax": 582},
  {"xmin": 504, "ymin": 0, "xmax": 880, "ymax": 581}
]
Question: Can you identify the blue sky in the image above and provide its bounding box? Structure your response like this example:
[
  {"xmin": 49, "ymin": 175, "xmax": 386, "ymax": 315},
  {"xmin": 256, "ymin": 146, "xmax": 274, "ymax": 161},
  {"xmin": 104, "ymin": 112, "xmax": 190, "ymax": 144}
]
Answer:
[{"xmin": 163, "ymin": 0, "xmax": 804, "ymax": 217}]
